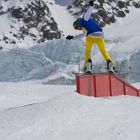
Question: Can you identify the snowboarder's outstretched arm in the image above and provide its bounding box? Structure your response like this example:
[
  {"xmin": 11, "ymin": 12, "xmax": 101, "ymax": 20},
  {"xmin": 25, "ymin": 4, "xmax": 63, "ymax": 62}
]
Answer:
[
  {"xmin": 66, "ymin": 32, "xmax": 87, "ymax": 40},
  {"xmin": 83, "ymin": 1, "xmax": 94, "ymax": 21}
]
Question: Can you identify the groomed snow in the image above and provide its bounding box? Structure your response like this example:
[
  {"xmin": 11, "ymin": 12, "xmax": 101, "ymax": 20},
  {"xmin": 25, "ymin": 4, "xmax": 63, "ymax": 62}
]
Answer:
[{"xmin": 0, "ymin": 82, "xmax": 140, "ymax": 140}]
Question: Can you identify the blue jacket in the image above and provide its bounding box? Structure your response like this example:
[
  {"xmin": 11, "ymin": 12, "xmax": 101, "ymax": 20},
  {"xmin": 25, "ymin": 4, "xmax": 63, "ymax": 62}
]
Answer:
[
  {"xmin": 73, "ymin": 6, "xmax": 103, "ymax": 39},
  {"xmin": 80, "ymin": 18, "xmax": 102, "ymax": 35}
]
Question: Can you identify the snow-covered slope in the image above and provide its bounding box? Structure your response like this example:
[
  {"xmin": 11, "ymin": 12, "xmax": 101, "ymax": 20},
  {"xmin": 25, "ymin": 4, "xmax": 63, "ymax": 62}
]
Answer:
[
  {"xmin": 0, "ymin": 0, "xmax": 62, "ymax": 48},
  {"xmin": 47, "ymin": 0, "xmax": 76, "ymax": 36},
  {"xmin": 0, "ymin": 82, "xmax": 140, "ymax": 140},
  {"xmin": 104, "ymin": 8, "xmax": 140, "ymax": 82}
]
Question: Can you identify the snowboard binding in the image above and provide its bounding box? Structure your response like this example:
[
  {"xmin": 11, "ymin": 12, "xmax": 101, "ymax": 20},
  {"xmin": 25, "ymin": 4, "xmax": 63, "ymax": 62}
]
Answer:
[
  {"xmin": 107, "ymin": 60, "xmax": 118, "ymax": 74},
  {"xmin": 85, "ymin": 59, "xmax": 92, "ymax": 74}
]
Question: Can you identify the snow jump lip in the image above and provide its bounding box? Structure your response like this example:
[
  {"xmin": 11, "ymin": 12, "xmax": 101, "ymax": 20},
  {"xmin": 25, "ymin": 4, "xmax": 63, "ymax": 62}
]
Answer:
[{"xmin": 75, "ymin": 72, "xmax": 140, "ymax": 97}]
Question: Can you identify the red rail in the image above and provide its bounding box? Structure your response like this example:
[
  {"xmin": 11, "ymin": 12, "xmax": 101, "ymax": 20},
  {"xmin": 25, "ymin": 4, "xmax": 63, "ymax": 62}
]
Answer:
[{"xmin": 76, "ymin": 73, "xmax": 140, "ymax": 97}]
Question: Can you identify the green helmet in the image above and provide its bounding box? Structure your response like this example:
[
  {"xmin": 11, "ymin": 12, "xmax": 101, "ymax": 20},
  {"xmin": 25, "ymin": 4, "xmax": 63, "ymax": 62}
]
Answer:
[{"xmin": 73, "ymin": 18, "xmax": 81, "ymax": 28}]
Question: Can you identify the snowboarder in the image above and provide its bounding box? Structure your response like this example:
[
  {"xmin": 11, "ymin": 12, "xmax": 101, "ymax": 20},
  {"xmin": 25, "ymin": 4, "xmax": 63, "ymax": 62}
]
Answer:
[{"xmin": 66, "ymin": 1, "xmax": 116, "ymax": 73}]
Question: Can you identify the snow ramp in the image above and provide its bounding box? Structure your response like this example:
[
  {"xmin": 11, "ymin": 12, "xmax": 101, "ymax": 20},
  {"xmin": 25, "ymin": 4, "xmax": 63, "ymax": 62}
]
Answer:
[{"xmin": 76, "ymin": 73, "xmax": 140, "ymax": 97}]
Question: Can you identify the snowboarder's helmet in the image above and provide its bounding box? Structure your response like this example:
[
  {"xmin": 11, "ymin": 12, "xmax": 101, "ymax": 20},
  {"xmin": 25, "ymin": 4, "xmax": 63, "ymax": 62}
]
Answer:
[{"xmin": 73, "ymin": 18, "xmax": 81, "ymax": 29}]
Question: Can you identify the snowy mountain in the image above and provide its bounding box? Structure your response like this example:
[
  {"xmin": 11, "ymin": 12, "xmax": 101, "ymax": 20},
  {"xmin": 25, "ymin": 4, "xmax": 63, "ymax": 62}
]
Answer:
[
  {"xmin": 0, "ymin": 0, "xmax": 140, "ymax": 48},
  {"xmin": 68, "ymin": 0, "xmax": 140, "ymax": 26},
  {"xmin": 0, "ymin": 0, "xmax": 62, "ymax": 48}
]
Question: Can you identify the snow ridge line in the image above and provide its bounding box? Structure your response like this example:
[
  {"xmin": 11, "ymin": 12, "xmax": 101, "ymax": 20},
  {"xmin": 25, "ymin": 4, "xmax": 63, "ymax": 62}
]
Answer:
[{"xmin": 3, "ymin": 93, "xmax": 72, "ymax": 112}]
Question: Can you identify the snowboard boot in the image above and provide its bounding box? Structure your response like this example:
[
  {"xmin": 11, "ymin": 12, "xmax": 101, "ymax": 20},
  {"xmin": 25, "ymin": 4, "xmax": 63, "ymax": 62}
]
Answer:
[
  {"xmin": 107, "ymin": 60, "xmax": 117, "ymax": 74},
  {"xmin": 85, "ymin": 59, "xmax": 92, "ymax": 74}
]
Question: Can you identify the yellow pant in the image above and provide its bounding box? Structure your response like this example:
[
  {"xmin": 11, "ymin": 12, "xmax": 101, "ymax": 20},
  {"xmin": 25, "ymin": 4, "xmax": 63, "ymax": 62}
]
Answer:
[{"xmin": 84, "ymin": 36, "xmax": 113, "ymax": 69}]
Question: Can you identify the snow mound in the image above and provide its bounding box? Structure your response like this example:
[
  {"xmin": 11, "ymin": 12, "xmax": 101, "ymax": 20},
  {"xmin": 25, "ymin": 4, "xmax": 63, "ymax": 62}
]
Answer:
[{"xmin": 0, "ymin": 38, "xmax": 84, "ymax": 83}]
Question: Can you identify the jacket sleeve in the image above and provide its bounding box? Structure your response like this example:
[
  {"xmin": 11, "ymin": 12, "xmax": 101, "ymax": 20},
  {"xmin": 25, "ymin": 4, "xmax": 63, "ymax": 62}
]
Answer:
[
  {"xmin": 83, "ymin": 6, "xmax": 94, "ymax": 21},
  {"xmin": 73, "ymin": 32, "xmax": 87, "ymax": 39}
]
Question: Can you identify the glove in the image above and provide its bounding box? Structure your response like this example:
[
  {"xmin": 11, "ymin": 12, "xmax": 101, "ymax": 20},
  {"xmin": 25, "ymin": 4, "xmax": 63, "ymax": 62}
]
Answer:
[
  {"xmin": 66, "ymin": 35, "xmax": 73, "ymax": 40},
  {"xmin": 89, "ymin": 1, "xmax": 94, "ymax": 6}
]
